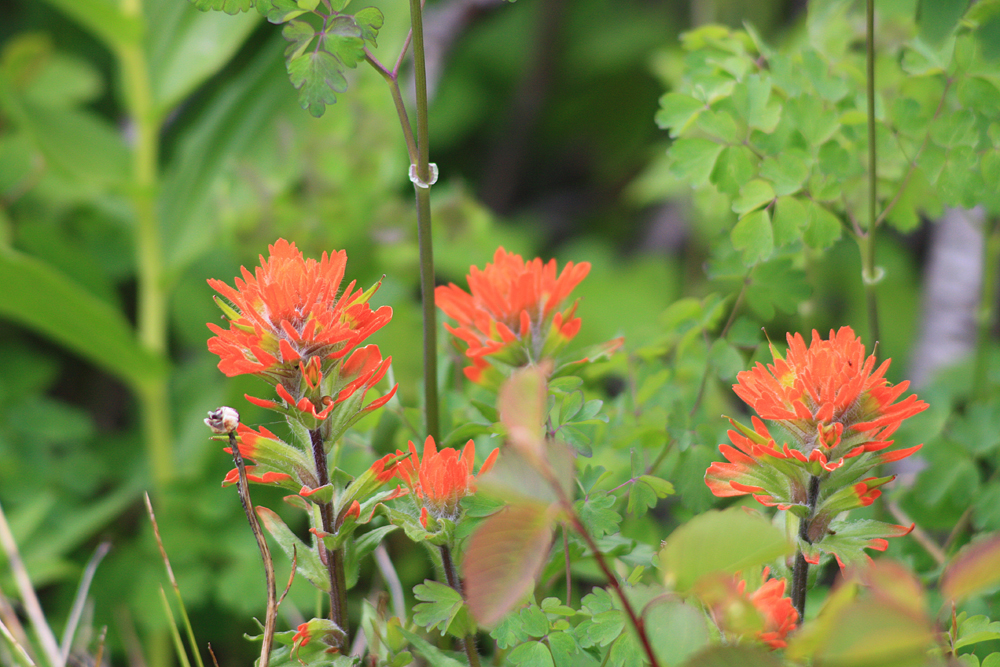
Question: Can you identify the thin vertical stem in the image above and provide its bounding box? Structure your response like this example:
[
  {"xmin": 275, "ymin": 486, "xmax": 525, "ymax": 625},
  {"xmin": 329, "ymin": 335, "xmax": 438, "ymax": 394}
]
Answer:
[
  {"xmin": 863, "ymin": 0, "xmax": 881, "ymax": 347},
  {"xmin": 791, "ymin": 475, "xmax": 820, "ymax": 622},
  {"xmin": 407, "ymin": 0, "xmax": 440, "ymax": 442},
  {"xmin": 309, "ymin": 429, "xmax": 348, "ymax": 650},
  {"xmin": 440, "ymin": 545, "xmax": 481, "ymax": 667},
  {"xmin": 973, "ymin": 217, "xmax": 1000, "ymax": 400},
  {"xmin": 227, "ymin": 432, "xmax": 276, "ymax": 667}
]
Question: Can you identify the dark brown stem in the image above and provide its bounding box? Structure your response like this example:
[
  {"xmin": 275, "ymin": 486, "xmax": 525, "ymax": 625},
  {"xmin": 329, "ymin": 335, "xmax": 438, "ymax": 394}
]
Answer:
[
  {"xmin": 440, "ymin": 545, "xmax": 481, "ymax": 667},
  {"xmin": 228, "ymin": 431, "xmax": 276, "ymax": 667},
  {"xmin": 791, "ymin": 475, "xmax": 820, "ymax": 622},
  {"xmin": 310, "ymin": 428, "xmax": 348, "ymax": 650}
]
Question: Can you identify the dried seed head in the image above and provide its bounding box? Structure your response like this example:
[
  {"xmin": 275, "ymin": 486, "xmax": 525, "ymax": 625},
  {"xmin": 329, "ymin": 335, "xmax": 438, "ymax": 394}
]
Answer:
[{"xmin": 205, "ymin": 407, "xmax": 240, "ymax": 434}]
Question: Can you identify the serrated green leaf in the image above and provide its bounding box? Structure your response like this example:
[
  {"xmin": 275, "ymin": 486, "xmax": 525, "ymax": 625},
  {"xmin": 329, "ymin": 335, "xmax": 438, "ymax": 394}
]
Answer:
[
  {"xmin": 956, "ymin": 615, "xmax": 1000, "ymax": 650},
  {"xmin": 660, "ymin": 508, "xmax": 793, "ymax": 591},
  {"xmin": 759, "ymin": 151, "xmax": 809, "ymax": 196},
  {"xmin": 802, "ymin": 49, "xmax": 849, "ymax": 101},
  {"xmin": 732, "ymin": 179, "xmax": 775, "ymax": 217},
  {"xmin": 786, "ymin": 95, "xmax": 839, "ymax": 146},
  {"xmin": 731, "ymin": 209, "xmax": 773, "ymax": 266},
  {"xmin": 744, "ymin": 258, "xmax": 811, "ymax": 320},
  {"xmin": 283, "ymin": 20, "xmax": 316, "ymax": 58},
  {"xmin": 656, "ymin": 93, "xmax": 705, "ymax": 136},
  {"xmin": 577, "ymin": 494, "xmax": 621, "ymax": 539},
  {"xmin": 519, "ymin": 605, "xmax": 550, "ymax": 638},
  {"xmin": 696, "ymin": 109, "xmax": 740, "ymax": 143},
  {"xmin": 639, "ymin": 475, "xmax": 674, "ymax": 497},
  {"xmin": 669, "ymin": 138, "xmax": 724, "ymax": 186},
  {"xmin": 354, "ymin": 7, "xmax": 384, "ymax": 47},
  {"xmin": 413, "ymin": 580, "xmax": 466, "ymax": 634},
  {"xmin": 626, "ymin": 481, "xmax": 658, "ymax": 515},
  {"xmin": 930, "ymin": 109, "xmax": 977, "ymax": 148},
  {"xmin": 265, "ymin": 0, "xmax": 306, "ymax": 22},
  {"xmin": 818, "ymin": 140, "xmax": 859, "ymax": 178},
  {"xmin": 287, "ymin": 49, "xmax": 347, "ymax": 117},
  {"xmin": 319, "ymin": 15, "xmax": 365, "ymax": 67},
  {"xmin": 733, "ymin": 74, "xmax": 780, "ymax": 131}
]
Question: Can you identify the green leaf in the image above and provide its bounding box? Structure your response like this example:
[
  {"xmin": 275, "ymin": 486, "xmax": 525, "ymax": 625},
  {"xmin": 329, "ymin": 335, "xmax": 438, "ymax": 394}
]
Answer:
[
  {"xmin": 413, "ymin": 580, "xmax": 468, "ymax": 635},
  {"xmin": 707, "ymin": 338, "xmax": 743, "ymax": 379},
  {"xmin": 320, "ymin": 15, "xmax": 365, "ymax": 67},
  {"xmin": 733, "ymin": 75, "xmax": 780, "ymax": 131},
  {"xmin": 345, "ymin": 525, "xmax": 397, "ymax": 587},
  {"xmin": 354, "ymin": 7, "xmax": 384, "ymax": 47},
  {"xmin": 786, "ymin": 96, "xmax": 839, "ymax": 146},
  {"xmin": 656, "ymin": 93, "xmax": 705, "ymax": 136},
  {"xmin": 696, "ymin": 109, "xmax": 740, "ymax": 143},
  {"xmin": 256, "ymin": 507, "xmax": 329, "ymax": 592},
  {"xmin": 772, "ymin": 196, "xmax": 807, "ymax": 246},
  {"xmin": 283, "ymin": 20, "xmax": 316, "ymax": 59},
  {"xmin": 576, "ymin": 494, "xmax": 621, "ymax": 539},
  {"xmin": 731, "ymin": 209, "xmax": 773, "ymax": 266},
  {"xmin": 759, "ymin": 151, "xmax": 809, "ymax": 196},
  {"xmin": 956, "ymin": 615, "xmax": 1000, "ymax": 650},
  {"xmin": 626, "ymin": 481, "xmax": 658, "ymax": 515},
  {"xmin": 801, "ymin": 49, "xmax": 849, "ymax": 102},
  {"xmin": 918, "ymin": 0, "xmax": 968, "ymax": 45},
  {"xmin": 732, "ymin": 179, "xmax": 775, "ymax": 217},
  {"xmin": 645, "ymin": 600, "xmax": 710, "ymax": 666},
  {"xmin": 287, "ymin": 49, "xmax": 347, "ymax": 117},
  {"xmin": 744, "ymin": 257, "xmax": 811, "ymax": 320},
  {"xmin": 802, "ymin": 200, "xmax": 842, "ymax": 250},
  {"xmin": 660, "ymin": 509, "xmax": 793, "ymax": 591},
  {"xmin": 508, "ymin": 641, "xmax": 554, "ymax": 667},
  {"xmin": 941, "ymin": 533, "xmax": 1000, "ymax": 602},
  {"xmin": 669, "ymin": 138, "xmax": 724, "ymax": 187},
  {"xmin": 264, "ymin": 0, "xmax": 307, "ymax": 22},
  {"xmin": 463, "ymin": 502, "xmax": 555, "ymax": 626},
  {"xmin": 0, "ymin": 247, "xmax": 167, "ymax": 392},
  {"xmin": 471, "ymin": 399, "xmax": 499, "ymax": 423},
  {"xmin": 710, "ymin": 145, "xmax": 756, "ymax": 197}
]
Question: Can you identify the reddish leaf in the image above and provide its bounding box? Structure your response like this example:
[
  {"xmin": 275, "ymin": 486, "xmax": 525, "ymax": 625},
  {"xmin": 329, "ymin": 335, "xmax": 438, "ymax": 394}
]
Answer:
[
  {"xmin": 941, "ymin": 533, "xmax": 1000, "ymax": 602},
  {"xmin": 498, "ymin": 365, "xmax": 548, "ymax": 462},
  {"xmin": 462, "ymin": 501, "xmax": 555, "ymax": 626}
]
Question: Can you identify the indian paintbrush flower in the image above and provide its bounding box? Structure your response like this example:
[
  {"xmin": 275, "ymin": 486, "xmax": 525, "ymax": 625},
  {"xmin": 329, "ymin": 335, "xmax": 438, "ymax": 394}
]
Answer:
[
  {"xmin": 705, "ymin": 327, "xmax": 928, "ymax": 566},
  {"xmin": 435, "ymin": 247, "xmax": 591, "ymax": 384},
  {"xmin": 740, "ymin": 569, "xmax": 798, "ymax": 649},
  {"xmin": 391, "ymin": 436, "xmax": 499, "ymax": 528}
]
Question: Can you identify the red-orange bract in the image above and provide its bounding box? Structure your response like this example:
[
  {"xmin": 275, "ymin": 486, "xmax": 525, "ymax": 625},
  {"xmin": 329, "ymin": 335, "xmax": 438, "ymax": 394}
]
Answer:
[
  {"xmin": 740, "ymin": 569, "xmax": 798, "ymax": 649},
  {"xmin": 435, "ymin": 247, "xmax": 590, "ymax": 384},
  {"xmin": 207, "ymin": 239, "xmax": 391, "ymax": 382},
  {"xmin": 392, "ymin": 436, "xmax": 499, "ymax": 527}
]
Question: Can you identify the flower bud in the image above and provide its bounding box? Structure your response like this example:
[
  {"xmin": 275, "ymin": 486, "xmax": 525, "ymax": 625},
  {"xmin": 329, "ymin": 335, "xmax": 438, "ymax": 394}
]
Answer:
[{"xmin": 205, "ymin": 406, "xmax": 240, "ymax": 434}]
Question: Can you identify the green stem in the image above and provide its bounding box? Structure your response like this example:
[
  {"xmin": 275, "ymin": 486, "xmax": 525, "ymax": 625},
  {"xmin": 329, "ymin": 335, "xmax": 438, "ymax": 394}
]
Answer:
[
  {"xmin": 115, "ymin": 1, "xmax": 173, "ymax": 488},
  {"xmin": 973, "ymin": 217, "xmax": 1000, "ymax": 400},
  {"xmin": 407, "ymin": 0, "xmax": 440, "ymax": 442},
  {"xmin": 309, "ymin": 429, "xmax": 348, "ymax": 650},
  {"xmin": 791, "ymin": 475, "xmax": 820, "ymax": 622},
  {"xmin": 440, "ymin": 545, "xmax": 481, "ymax": 667},
  {"xmin": 862, "ymin": 0, "xmax": 880, "ymax": 347}
]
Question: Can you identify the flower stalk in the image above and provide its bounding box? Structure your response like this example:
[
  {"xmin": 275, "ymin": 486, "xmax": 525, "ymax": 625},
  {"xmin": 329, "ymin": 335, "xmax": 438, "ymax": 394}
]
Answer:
[
  {"xmin": 440, "ymin": 545, "xmax": 481, "ymax": 667},
  {"xmin": 309, "ymin": 428, "xmax": 347, "ymax": 648}
]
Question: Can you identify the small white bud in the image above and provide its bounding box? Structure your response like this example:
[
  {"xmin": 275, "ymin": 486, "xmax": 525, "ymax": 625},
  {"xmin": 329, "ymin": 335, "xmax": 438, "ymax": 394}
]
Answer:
[{"xmin": 205, "ymin": 406, "xmax": 240, "ymax": 434}]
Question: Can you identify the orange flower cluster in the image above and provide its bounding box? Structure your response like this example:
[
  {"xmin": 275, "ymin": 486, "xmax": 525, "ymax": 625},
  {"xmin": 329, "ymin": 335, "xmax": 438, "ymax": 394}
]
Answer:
[
  {"xmin": 388, "ymin": 436, "xmax": 499, "ymax": 528},
  {"xmin": 739, "ymin": 570, "xmax": 798, "ymax": 649},
  {"xmin": 436, "ymin": 247, "xmax": 590, "ymax": 384},
  {"xmin": 706, "ymin": 327, "xmax": 927, "ymax": 566}
]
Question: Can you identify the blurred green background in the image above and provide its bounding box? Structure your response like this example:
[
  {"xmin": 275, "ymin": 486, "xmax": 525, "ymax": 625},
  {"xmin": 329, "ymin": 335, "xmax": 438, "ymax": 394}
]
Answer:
[{"xmin": 0, "ymin": 0, "xmax": 993, "ymax": 665}]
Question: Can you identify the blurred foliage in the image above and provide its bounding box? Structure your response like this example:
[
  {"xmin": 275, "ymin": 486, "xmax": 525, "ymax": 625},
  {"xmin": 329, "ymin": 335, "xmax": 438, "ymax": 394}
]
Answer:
[{"xmin": 0, "ymin": 0, "xmax": 999, "ymax": 665}]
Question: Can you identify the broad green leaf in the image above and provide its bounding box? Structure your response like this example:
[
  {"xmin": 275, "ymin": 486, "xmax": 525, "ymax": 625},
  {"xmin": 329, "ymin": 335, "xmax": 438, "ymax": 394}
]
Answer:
[
  {"xmin": 0, "ymin": 247, "xmax": 166, "ymax": 392},
  {"xmin": 288, "ymin": 49, "xmax": 347, "ymax": 117},
  {"xmin": 744, "ymin": 257, "xmax": 811, "ymax": 320},
  {"xmin": 930, "ymin": 109, "xmax": 977, "ymax": 148},
  {"xmin": 731, "ymin": 209, "xmax": 773, "ymax": 266},
  {"xmin": 655, "ymin": 93, "xmax": 705, "ymax": 136},
  {"xmin": 659, "ymin": 508, "xmax": 793, "ymax": 591},
  {"xmin": 354, "ymin": 7, "xmax": 384, "ymax": 47},
  {"xmin": 149, "ymin": 1, "xmax": 260, "ymax": 113},
  {"xmin": 507, "ymin": 641, "xmax": 554, "ymax": 667},
  {"xmin": 695, "ymin": 109, "xmax": 740, "ymax": 144},
  {"xmin": 256, "ymin": 507, "xmax": 329, "ymax": 592},
  {"xmin": 669, "ymin": 138, "xmax": 724, "ymax": 187},
  {"xmin": 644, "ymin": 600, "xmax": 710, "ymax": 666},
  {"xmin": 802, "ymin": 49, "xmax": 849, "ymax": 101},
  {"xmin": 786, "ymin": 96, "xmax": 839, "ymax": 146},
  {"xmin": 264, "ymin": 0, "xmax": 307, "ymax": 22},
  {"xmin": 818, "ymin": 140, "xmax": 860, "ymax": 179},
  {"xmin": 732, "ymin": 179, "xmax": 775, "ymax": 217},
  {"xmin": 413, "ymin": 580, "xmax": 470, "ymax": 635},
  {"xmin": 626, "ymin": 481, "xmax": 657, "ymax": 515},
  {"xmin": 958, "ymin": 77, "xmax": 1000, "ymax": 113},
  {"xmin": 941, "ymin": 533, "xmax": 1000, "ymax": 602},
  {"xmin": 463, "ymin": 501, "xmax": 555, "ymax": 626},
  {"xmin": 956, "ymin": 615, "xmax": 1000, "ymax": 650},
  {"xmin": 733, "ymin": 75, "xmax": 780, "ymax": 131}
]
